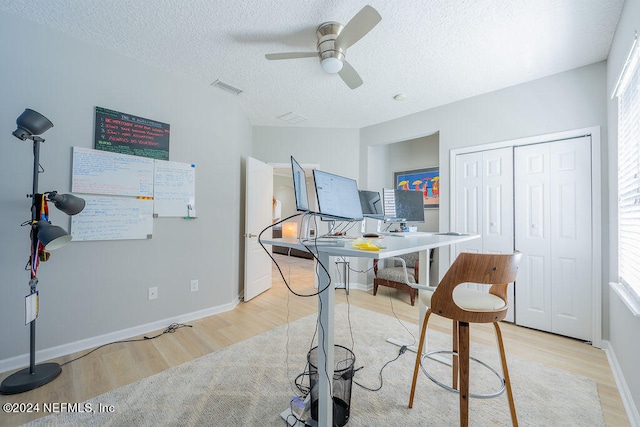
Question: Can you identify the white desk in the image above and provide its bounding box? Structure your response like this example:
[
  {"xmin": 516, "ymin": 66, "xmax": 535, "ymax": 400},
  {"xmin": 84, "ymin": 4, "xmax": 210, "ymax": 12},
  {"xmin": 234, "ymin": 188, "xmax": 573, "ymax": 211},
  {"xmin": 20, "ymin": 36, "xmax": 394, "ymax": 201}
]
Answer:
[{"xmin": 261, "ymin": 233, "xmax": 479, "ymax": 427}]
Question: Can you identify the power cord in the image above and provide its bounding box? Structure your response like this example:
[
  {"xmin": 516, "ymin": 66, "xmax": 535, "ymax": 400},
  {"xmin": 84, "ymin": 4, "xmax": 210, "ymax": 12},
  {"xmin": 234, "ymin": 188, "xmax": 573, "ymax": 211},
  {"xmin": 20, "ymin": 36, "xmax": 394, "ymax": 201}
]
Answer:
[
  {"xmin": 353, "ymin": 345, "xmax": 408, "ymax": 392},
  {"xmin": 60, "ymin": 323, "xmax": 192, "ymax": 367},
  {"xmin": 258, "ymin": 213, "xmax": 334, "ymax": 298}
]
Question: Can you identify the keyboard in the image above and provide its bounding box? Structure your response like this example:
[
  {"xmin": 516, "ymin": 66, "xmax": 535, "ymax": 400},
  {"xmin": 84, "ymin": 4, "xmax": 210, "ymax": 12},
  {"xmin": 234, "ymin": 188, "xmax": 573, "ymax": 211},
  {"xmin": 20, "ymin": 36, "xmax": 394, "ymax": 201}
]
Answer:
[
  {"xmin": 379, "ymin": 231, "xmax": 433, "ymax": 237},
  {"xmin": 301, "ymin": 238, "xmax": 345, "ymax": 246}
]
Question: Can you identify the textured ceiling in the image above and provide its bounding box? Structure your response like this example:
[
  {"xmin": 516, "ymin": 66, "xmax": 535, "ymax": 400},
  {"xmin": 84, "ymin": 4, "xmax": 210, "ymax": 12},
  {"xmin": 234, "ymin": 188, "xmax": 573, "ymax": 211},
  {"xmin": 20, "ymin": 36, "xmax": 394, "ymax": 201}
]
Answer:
[{"xmin": 0, "ymin": 0, "xmax": 624, "ymax": 128}]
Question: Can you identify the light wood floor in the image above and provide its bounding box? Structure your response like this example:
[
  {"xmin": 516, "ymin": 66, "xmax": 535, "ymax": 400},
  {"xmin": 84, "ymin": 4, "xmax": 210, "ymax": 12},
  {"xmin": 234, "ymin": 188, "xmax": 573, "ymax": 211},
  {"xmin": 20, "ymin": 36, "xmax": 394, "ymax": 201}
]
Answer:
[{"xmin": 0, "ymin": 254, "xmax": 629, "ymax": 426}]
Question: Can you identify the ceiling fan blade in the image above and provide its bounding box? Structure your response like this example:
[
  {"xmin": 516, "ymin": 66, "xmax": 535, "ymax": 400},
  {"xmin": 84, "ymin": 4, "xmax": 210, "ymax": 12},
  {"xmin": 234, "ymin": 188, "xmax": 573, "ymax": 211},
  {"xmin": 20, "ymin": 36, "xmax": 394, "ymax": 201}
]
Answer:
[
  {"xmin": 265, "ymin": 52, "xmax": 318, "ymax": 60},
  {"xmin": 338, "ymin": 60, "xmax": 363, "ymax": 89},
  {"xmin": 335, "ymin": 5, "xmax": 381, "ymax": 50}
]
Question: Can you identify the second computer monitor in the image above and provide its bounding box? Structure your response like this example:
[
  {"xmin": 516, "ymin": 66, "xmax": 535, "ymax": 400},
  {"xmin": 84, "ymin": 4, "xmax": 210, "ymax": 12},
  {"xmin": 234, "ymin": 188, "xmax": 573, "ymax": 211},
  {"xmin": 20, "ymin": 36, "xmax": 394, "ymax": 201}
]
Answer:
[
  {"xmin": 358, "ymin": 190, "xmax": 383, "ymax": 217},
  {"xmin": 313, "ymin": 169, "xmax": 363, "ymax": 221},
  {"xmin": 394, "ymin": 189, "xmax": 425, "ymax": 223},
  {"xmin": 291, "ymin": 156, "xmax": 310, "ymax": 212}
]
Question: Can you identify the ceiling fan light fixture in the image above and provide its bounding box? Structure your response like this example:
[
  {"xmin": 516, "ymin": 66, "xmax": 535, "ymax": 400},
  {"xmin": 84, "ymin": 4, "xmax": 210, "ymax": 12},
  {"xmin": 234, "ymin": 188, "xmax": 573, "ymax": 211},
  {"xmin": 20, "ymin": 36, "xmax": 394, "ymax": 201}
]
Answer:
[{"xmin": 321, "ymin": 57, "xmax": 343, "ymax": 74}]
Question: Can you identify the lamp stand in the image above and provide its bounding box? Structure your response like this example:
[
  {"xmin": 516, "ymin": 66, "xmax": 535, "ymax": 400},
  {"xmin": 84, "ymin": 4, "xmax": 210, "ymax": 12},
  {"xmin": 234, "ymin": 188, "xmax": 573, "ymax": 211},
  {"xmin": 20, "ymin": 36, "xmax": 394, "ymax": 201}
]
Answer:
[{"xmin": 0, "ymin": 137, "xmax": 61, "ymax": 395}]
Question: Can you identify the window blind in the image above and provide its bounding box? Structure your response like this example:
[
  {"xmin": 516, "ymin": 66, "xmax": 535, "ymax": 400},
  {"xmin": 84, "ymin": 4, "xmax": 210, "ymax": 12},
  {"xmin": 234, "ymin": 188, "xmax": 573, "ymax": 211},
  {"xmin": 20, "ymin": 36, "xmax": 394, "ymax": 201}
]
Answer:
[{"xmin": 615, "ymin": 33, "xmax": 640, "ymax": 298}]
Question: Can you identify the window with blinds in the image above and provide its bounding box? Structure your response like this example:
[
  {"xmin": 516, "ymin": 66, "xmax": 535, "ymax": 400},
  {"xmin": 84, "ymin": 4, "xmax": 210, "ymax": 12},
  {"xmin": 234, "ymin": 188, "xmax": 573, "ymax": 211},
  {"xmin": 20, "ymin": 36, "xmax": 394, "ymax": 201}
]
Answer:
[{"xmin": 615, "ymin": 33, "xmax": 640, "ymax": 299}]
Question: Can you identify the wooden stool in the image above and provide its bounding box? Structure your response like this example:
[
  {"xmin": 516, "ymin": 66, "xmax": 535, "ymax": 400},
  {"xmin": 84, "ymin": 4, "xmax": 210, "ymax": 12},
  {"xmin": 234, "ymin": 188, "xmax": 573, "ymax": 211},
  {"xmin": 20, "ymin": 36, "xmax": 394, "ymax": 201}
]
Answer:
[{"xmin": 408, "ymin": 252, "xmax": 522, "ymax": 427}]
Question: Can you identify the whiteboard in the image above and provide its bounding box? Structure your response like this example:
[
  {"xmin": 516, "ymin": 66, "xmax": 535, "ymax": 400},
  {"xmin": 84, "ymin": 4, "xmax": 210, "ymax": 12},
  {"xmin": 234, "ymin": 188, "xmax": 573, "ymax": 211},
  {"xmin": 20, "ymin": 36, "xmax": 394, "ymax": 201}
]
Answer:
[
  {"xmin": 72, "ymin": 146, "xmax": 154, "ymax": 197},
  {"xmin": 153, "ymin": 160, "xmax": 196, "ymax": 217},
  {"xmin": 71, "ymin": 195, "xmax": 153, "ymax": 241}
]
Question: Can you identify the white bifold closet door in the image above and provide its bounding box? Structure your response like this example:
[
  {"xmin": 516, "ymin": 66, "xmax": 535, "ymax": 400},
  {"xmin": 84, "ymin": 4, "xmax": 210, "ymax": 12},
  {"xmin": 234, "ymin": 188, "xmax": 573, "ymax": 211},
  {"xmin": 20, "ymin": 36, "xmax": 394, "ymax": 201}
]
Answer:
[
  {"xmin": 514, "ymin": 136, "xmax": 592, "ymax": 340},
  {"xmin": 454, "ymin": 147, "xmax": 515, "ymax": 322}
]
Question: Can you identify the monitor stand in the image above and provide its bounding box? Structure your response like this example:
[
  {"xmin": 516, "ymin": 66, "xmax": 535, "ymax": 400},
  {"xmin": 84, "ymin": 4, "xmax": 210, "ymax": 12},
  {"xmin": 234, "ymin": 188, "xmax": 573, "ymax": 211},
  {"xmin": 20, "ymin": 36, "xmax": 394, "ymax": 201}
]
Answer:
[
  {"xmin": 298, "ymin": 215, "xmax": 312, "ymax": 240},
  {"xmin": 360, "ymin": 218, "xmax": 384, "ymax": 234}
]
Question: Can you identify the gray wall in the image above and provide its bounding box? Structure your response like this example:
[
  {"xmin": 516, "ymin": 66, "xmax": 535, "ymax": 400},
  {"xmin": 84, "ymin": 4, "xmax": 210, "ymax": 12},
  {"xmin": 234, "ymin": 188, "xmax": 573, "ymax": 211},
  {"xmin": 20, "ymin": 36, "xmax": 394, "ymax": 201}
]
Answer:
[
  {"xmin": 386, "ymin": 133, "xmax": 440, "ymax": 233},
  {"xmin": 360, "ymin": 61, "xmax": 608, "ymax": 308},
  {"xmin": 0, "ymin": 12, "xmax": 252, "ymax": 366},
  {"xmin": 253, "ymin": 66, "xmax": 608, "ymax": 294},
  {"xmin": 606, "ymin": 0, "xmax": 640, "ymax": 416},
  {"xmin": 253, "ymin": 126, "xmax": 360, "ymax": 180}
]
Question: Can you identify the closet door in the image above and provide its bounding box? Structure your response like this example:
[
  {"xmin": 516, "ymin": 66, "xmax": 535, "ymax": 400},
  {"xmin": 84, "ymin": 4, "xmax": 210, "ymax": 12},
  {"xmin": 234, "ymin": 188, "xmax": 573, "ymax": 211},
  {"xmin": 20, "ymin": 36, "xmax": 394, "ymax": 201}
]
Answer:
[
  {"xmin": 514, "ymin": 137, "xmax": 592, "ymax": 340},
  {"xmin": 549, "ymin": 137, "xmax": 592, "ymax": 339},
  {"xmin": 483, "ymin": 148, "xmax": 515, "ymax": 254},
  {"xmin": 454, "ymin": 151, "xmax": 483, "ymax": 254},
  {"xmin": 455, "ymin": 147, "xmax": 515, "ymax": 321},
  {"xmin": 514, "ymin": 144, "xmax": 553, "ymax": 331}
]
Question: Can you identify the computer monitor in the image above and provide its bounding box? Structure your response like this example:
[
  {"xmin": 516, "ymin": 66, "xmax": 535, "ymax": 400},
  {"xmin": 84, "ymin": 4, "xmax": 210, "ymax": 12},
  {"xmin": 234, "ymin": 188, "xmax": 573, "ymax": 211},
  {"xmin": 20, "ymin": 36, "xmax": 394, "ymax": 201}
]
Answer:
[
  {"xmin": 291, "ymin": 156, "xmax": 310, "ymax": 212},
  {"xmin": 382, "ymin": 188, "xmax": 401, "ymax": 221},
  {"xmin": 358, "ymin": 190, "xmax": 383, "ymax": 218},
  {"xmin": 394, "ymin": 189, "xmax": 425, "ymax": 222},
  {"xmin": 313, "ymin": 169, "xmax": 364, "ymax": 221}
]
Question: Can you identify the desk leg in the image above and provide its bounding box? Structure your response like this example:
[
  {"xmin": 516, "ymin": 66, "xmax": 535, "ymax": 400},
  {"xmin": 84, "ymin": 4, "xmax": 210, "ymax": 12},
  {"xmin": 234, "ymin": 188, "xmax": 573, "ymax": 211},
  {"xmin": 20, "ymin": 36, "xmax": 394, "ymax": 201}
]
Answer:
[
  {"xmin": 317, "ymin": 251, "xmax": 334, "ymax": 427},
  {"xmin": 386, "ymin": 250, "xmax": 451, "ymax": 366}
]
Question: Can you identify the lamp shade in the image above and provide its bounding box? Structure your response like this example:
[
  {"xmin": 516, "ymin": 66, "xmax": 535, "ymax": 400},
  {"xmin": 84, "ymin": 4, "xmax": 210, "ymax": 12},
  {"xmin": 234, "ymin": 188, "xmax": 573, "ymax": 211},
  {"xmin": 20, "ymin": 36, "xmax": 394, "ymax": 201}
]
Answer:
[
  {"xmin": 282, "ymin": 221, "xmax": 299, "ymax": 238},
  {"xmin": 12, "ymin": 109, "xmax": 53, "ymax": 140},
  {"xmin": 36, "ymin": 221, "xmax": 72, "ymax": 250},
  {"xmin": 48, "ymin": 192, "xmax": 86, "ymax": 215}
]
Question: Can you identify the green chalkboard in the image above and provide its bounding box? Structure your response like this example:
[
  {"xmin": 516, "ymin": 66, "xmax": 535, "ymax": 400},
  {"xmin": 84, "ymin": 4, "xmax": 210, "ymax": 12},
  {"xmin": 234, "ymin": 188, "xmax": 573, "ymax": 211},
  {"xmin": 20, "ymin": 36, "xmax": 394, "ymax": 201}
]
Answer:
[{"xmin": 94, "ymin": 106, "xmax": 170, "ymax": 160}]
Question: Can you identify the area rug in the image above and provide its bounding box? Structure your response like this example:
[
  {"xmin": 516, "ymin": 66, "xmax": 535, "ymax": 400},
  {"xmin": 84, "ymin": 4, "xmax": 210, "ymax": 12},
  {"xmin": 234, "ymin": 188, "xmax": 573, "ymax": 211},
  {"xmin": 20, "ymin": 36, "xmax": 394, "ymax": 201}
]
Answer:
[{"xmin": 28, "ymin": 304, "xmax": 604, "ymax": 426}]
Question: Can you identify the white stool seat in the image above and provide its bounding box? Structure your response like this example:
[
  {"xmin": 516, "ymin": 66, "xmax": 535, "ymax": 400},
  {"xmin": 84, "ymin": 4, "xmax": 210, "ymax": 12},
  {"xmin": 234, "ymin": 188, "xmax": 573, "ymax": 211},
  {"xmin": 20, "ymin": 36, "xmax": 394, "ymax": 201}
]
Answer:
[{"xmin": 420, "ymin": 286, "xmax": 506, "ymax": 311}]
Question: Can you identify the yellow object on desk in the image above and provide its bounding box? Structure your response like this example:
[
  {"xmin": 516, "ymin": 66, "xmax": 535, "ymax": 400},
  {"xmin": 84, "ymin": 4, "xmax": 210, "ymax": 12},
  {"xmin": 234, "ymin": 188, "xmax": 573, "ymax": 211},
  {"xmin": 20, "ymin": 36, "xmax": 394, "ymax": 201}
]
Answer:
[{"xmin": 352, "ymin": 239, "xmax": 382, "ymax": 251}]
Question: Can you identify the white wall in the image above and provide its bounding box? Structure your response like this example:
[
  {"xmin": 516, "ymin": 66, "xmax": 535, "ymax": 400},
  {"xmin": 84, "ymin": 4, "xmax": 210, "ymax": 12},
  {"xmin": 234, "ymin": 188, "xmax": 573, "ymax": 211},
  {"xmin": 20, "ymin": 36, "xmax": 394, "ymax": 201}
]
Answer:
[
  {"xmin": 0, "ymin": 12, "xmax": 252, "ymax": 367},
  {"xmin": 606, "ymin": 0, "xmax": 640, "ymax": 418}
]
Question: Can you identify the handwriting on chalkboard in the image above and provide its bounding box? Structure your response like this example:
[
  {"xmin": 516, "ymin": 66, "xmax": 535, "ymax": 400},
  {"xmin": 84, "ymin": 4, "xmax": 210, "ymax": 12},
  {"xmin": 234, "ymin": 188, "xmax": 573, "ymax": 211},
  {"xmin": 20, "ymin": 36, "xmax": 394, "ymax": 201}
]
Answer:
[{"xmin": 94, "ymin": 106, "xmax": 170, "ymax": 160}]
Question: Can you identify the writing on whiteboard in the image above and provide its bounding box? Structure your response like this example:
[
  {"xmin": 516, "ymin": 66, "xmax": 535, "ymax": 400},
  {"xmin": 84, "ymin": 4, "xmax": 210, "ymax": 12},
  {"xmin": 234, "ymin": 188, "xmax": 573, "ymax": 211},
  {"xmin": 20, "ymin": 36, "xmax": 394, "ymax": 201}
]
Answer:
[
  {"xmin": 153, "ymin": 160, "xmax": 196, "ymax": 217},
  {"xmin": 71, "ymin": 195, "xmax": 153, "ymax": 241},
  {"xmin": 72, "ymin": 146, "xmax": 154, "ymax": 197}
]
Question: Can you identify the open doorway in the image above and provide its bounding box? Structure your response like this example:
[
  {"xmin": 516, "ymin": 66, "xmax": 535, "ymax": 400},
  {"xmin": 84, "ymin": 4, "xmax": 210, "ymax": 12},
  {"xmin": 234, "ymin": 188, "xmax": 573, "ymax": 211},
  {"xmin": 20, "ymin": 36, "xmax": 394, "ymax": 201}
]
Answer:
[{"xmin": 366, "ymin": 132, "xmax": 440, "ymax": 284}]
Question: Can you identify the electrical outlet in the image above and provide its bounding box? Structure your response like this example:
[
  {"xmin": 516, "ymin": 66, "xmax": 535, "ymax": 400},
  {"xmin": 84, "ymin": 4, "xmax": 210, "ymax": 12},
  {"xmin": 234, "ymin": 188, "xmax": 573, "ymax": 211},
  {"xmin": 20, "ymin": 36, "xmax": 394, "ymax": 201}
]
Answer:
[
  {"xmin": 190, "ymin": 280, "xmax": 199, "ymax": 292},
  {"xmin": 148, "ymin": 286, "xmax": 158, "ymax": 300}
]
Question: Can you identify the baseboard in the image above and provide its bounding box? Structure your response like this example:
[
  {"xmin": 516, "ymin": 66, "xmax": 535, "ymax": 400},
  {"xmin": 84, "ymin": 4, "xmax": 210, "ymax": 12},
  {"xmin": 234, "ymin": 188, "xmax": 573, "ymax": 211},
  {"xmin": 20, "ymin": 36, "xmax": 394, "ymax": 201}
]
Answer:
[
  {"xmin": 602, "ymin": 339, "xmax": 640, "ymax": 426},
  {"xmin": 0, "ymin": 297, "xmax": 240, "ymax": 375},
  {"xmin": 334, "ymin": 282, "xmax": 372, "ymax": 292}
]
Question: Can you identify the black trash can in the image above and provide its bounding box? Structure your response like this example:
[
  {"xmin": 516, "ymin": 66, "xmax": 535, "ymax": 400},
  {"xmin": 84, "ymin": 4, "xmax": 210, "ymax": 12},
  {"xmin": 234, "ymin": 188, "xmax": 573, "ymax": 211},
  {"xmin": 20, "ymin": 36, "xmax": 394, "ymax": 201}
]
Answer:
[{"xmin": 307, "ymin": 345, "xmax": 355, "ymax": 426}]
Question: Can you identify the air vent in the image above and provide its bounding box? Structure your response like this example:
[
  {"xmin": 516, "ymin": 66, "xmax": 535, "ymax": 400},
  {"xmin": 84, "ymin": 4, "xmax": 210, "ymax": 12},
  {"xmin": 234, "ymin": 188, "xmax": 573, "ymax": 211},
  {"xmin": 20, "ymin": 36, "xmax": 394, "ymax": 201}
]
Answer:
[
  {"xmin": 210, "ymin": 79, "xmax": 243, "ymax": 95},
  {"xmin": 277, "ymin": 111, "xmax": 308, "ymax": 124}
]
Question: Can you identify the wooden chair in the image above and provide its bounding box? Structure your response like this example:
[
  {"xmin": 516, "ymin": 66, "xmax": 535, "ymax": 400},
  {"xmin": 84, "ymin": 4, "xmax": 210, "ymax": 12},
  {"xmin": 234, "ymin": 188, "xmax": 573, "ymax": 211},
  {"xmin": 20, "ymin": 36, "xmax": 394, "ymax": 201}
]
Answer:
[
  {"xmin": 372, "ymin": 250, "xmax": 432, "ymax": 306},
  {"xmin": 408, "ymin": 251, "xmax": 522, "ymax": 427}
]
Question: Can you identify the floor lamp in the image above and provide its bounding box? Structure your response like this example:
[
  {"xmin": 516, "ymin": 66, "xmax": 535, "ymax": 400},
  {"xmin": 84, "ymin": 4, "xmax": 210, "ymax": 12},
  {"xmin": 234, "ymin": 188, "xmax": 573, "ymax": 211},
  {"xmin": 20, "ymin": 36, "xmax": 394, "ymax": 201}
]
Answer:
[{"xmin": 0, "ymin": 109, "xmax": 86, "ymax": 395}]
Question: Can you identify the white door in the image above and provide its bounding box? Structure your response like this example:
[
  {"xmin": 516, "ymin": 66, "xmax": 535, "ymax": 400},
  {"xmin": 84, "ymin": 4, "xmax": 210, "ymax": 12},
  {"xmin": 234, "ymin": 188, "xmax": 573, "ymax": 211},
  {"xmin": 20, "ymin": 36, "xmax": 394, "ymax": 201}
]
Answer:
[
  {"xmin": 514, "ymin": 137, "xmax": 592, "ymax": 340},
  {"xmin": 243, "ymin": 157, "xmax": 273, "ymax": 301},
  {"xmin": 454, "ymin": 151, "xmax": 483, "ymax": 253},
  {"xmin": 514, "ymin": 143, "xmax": 553, "ymax": 331},
  {"xmin": 454, "ymin": 148, "xmax": 515, "ymax": 321}
]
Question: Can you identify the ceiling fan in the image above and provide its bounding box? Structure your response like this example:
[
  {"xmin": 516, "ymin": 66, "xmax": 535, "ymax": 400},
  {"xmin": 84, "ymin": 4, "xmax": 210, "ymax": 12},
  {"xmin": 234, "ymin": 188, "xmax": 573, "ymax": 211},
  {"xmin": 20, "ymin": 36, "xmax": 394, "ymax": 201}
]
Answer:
[{"xmin": 265, "ymin": 5, "xmax": 382, "ymax": 90}]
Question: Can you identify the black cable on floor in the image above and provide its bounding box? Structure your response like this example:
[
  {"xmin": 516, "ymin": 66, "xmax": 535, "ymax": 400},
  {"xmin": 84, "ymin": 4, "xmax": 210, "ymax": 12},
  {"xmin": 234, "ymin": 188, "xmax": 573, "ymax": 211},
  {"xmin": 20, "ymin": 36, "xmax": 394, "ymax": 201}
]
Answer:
[
  {"xmin": 59, "ymin": 323, "xmax": 192, "ymax": 367},
  {"xmin": 353, "ymin": 345, "xmax": 408, "ymax": 392}
]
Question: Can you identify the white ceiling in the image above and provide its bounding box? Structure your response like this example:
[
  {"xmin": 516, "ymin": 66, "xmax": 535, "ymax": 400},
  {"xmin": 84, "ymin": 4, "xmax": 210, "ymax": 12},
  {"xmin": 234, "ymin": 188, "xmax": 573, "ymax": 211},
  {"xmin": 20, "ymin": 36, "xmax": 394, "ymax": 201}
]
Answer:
[{"xmin": 0, "ymin": 0, "xmax": 624, "ymax": 129}]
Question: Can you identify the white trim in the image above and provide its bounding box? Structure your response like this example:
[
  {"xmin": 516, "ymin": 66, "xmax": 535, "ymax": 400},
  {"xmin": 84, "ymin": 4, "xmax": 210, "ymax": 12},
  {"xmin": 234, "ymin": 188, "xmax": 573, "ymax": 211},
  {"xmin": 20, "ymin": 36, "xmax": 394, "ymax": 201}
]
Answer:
[
  {"xmin": 610, "ymin": 281, "xmax": 640, "ymax": 317},
  {"xmin": 0, "ymin": 298, "xmax": 241, "ymax": 375},
  {"xmin": 612, "ymin": 31, "xmax": 639, "ymax": 99},
  {"xmin": 603, "ymin": 339, "xmax": 640, "ymax": 426},
  {"xmin": 449, "ymin": 126, "xmax": 602, "ymax": 348}
]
